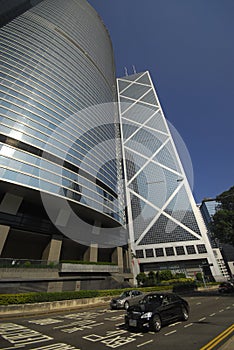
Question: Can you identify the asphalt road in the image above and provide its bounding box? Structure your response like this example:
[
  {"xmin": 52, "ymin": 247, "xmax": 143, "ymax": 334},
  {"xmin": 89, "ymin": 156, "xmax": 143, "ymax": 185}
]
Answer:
[{"xmin": 0, "ymin": 293, "xmax": 233, "ymax": 350}]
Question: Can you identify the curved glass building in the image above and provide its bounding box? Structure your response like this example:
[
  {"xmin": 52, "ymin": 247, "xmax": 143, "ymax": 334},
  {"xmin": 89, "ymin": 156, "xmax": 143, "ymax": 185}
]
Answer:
[{"xmin": 0, "ymin": 0, "xmax": 126, "ymax": 265}]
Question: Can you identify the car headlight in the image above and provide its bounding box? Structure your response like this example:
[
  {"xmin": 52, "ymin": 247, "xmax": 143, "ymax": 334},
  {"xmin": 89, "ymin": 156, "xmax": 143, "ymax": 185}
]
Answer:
[{"xmin": 141, "ymin": 312, "xmax": 153, "ymax": 319}]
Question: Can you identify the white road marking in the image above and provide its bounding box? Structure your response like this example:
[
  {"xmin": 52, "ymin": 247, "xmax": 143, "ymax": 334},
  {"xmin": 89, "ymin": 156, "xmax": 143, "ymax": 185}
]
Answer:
[
  {"xmin": 209, "ymin": 313, "xmax": 216, "ymax": 317},
  {"xmin": 226, "ymin": 307, "xmax": 230, "ymax": 309},
  {"xmin": 184, "ymin": 323, "xmax": 193, "ymax": 328},
  {"xmin": 1, "ymin": 346, "xmax": 24, "ymax": 350},
  {"xmin": 199, "ymin": 317, "xmax": 206, "ymax": 322},
  {"xmin": 169, "ymin": 322, "xmax": 182, "ymax": 327},
  {"xmin": 219, "ymin": 309, "xmax": 224, "ymax": 313},
  {"xmin": 165, "ymin": 330, "xmax": 177, "ymax": 336},
  {"xmin": 196, "ymin": 302, "xmax": 202, "ymax": 305},
  {"xmin": 137, "ymin": 340, "xmax": 154, "ymax": 347},
  {"xmin": 115, "ymin": 323, "xmax": 124, "ymax": 327}
]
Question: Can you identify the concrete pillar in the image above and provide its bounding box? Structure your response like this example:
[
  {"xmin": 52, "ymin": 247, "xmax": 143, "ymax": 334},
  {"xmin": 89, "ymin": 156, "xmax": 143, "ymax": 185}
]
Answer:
[
  {"xmin": 0, "ymin": 193, "xmax": 23, "ymax": 214},
  {"xmin": 42, "ymin": 237, "xmax": 62, "ymax": 263},
  {"xmin": 127, "ymin": 242, "xmax": 134, "ymax": 272},
  {"xmin": 0, "ymin": 225, "xmax": 10, "ymax": 256},
  {"xmin": 112, "ymin": 246, "xmax": 124, "ymax": 273},
  {"xmin": 84, "ymin": 243, "xmax": 98, "ymax": 262}
]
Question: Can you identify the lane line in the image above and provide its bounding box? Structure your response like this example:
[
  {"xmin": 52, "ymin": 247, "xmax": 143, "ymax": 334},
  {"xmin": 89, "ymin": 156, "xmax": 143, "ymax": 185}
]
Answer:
[
  {"xmin": 1, "ymin": 347, "xmax": 24, "ymax": 350},
  {"xmin": 137, "ymin": 340, "xmax": 154, "ymax": 347},
  {"xmin": 209, "ymin": 313, "xmax": 216, "ymax": 317},
  {"xmin": 200, "ymin": 324, "xmax": 234, "ymax": 350},
  {"xmin": 219, "ymin": 309, "xmax": 224, "ymax": 313},
  {"xmin": 169, "ymin": 322, "xmax": 181, "ymax": 327},
  {"xmin": 165, "ymin": 330, "xmax": 177, "ymax": 336},
  {"xmin": 226, "ymin": 306, "xmax": 230, "ymax": 309},
  {"xmin": 184, "ymin": 323, "xmax": 193, "ymax": 328},
  {"xmin": 196, "ymin": 302, "xmax": 202, "ymax": 305},
  {"xmin": 199, "ymin": 317, "xmax": 206, "ymax": 322}
]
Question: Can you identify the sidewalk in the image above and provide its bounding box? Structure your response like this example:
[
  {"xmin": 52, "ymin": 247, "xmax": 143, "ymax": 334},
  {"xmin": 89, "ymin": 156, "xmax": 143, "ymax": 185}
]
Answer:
[{"xmin": 218, "ymin": 335, "xmax": 234, "ymax": 350}]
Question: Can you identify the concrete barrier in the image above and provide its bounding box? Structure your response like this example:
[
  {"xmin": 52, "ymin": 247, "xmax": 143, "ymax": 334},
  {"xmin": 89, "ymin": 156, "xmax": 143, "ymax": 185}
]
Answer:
[{"xmin": 0, "ymin": 296, "xmax": 112, "ymax": 318}]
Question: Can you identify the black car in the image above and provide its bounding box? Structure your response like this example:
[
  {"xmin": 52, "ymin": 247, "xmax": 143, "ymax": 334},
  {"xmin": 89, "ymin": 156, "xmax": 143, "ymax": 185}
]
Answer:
[
  {"xmin": 125, "ymin": 292, "xmax": 189, "ymax": 332},
  {"xmin": 218, "ymin": 282, "xmax": 234, "ymax": 293}
]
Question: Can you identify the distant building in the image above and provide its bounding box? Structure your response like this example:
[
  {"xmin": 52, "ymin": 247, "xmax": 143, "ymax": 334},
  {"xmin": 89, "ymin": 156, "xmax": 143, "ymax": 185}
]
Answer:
[{"xmin": 200, "ymin": 200, "xmax": 233, "ymax": 279}]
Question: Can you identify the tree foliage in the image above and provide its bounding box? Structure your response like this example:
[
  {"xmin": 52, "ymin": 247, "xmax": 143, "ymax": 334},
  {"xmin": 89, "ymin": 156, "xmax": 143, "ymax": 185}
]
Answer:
[{"xmin": 211, "ymin": 186, "xmax": 234, "ymax": 246}]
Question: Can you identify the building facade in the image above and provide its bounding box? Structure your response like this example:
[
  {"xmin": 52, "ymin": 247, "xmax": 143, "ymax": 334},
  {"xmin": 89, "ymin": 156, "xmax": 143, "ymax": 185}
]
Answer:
[
  {"xmin": 0, "ymin": 0, "xmax": 127, "ymax": 271},
  {"xmin": 117, "ymin": 71, "xmax": 223, "ymax": 281},
  {"xmin": 200, "ymin": 200, "xmax": 233, "ymax": 279}
]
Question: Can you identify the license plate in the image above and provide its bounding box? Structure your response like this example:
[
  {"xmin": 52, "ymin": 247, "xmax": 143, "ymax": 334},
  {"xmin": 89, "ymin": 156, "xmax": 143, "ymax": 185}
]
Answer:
[{"xmin": 129, "ymin": 319, "xmax": 137, "ymax": 327}]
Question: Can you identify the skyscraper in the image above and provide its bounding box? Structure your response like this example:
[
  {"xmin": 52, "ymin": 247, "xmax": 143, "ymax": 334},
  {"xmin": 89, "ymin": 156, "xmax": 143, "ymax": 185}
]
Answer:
[
  {"xmin": 117, "ymin": 71, "xmax": 223, "ymax": 281},
  {"xmin": 0, "ymin": 0, "xmax": 126, "ymax": 266}
]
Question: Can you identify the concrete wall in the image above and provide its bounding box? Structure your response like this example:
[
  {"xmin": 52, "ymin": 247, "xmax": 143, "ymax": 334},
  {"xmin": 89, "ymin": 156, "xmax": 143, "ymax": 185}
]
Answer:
[{"xmin": 0, "ymin": 296, "xmax": 112, "ymax": 318}]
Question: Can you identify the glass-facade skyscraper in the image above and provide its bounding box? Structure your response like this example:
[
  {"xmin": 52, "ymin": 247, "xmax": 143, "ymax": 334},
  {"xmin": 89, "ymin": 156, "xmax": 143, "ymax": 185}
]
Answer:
[
  {"xmin": 117, "ymin": 71, "xmax": 222, "ymax": 280},
  {"xmin": 0, "ymin": 0, "xmax": 126, "ymax": 263}
]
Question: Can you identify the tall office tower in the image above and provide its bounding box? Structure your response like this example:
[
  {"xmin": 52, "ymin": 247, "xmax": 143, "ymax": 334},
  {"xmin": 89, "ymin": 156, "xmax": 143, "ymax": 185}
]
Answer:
[
  {"xmin": 0, "ymin": 0, "xmax": 126, "ymax": 267},
  {"xmin": 117, "ymin": 71, "xmax": 223, "ymax": 281}
]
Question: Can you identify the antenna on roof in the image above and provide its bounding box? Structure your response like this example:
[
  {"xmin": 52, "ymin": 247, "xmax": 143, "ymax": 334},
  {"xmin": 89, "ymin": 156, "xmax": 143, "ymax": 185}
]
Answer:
[
  {"xmin": 132, "ymin": 65, "xmax": 137, "ymax": 74},
  {"xmin": 124, "ymin": 67, "xmax": 128, "ymax": 76}
]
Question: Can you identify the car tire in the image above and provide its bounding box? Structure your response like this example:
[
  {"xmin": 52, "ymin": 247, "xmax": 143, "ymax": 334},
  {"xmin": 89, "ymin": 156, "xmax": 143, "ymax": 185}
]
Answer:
[
  {"xmin": 181, "ymin": 306, "xmax": 189, "ymax": 321},
  {"xmin": 151, "ymin": 314, "xmax": 162, "ymax": 332},
  {"xmin": 124, "ymin": 301, "xmax": 130, "ymax": 310}
]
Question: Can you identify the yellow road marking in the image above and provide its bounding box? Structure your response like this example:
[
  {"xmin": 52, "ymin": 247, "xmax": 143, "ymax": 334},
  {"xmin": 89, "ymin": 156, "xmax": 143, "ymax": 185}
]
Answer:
[{"xmin": 200, "ymin": 324, "xmax": 234, "ymax": 350}]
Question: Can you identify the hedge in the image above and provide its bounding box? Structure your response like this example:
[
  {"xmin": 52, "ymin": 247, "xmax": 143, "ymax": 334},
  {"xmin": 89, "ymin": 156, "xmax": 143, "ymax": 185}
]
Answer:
[
  {"xmin": 0, "ymin": 285, "xmax": 172, "ymax": 306},
  {"xmin": 60, "ymin": 260, "xmax": 117, "ymax": 265},
  {"xmin": 172, "ymin": 281, "xmax": 198, "ymax": 293}
]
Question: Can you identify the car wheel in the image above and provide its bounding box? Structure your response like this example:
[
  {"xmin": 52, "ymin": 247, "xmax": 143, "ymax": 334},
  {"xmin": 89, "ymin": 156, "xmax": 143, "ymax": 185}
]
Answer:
[
  {"xmin": 181, "ymin": 306, "xmax": 189, "ymax": 321},
  {"xmin": 151, "ymin": 314, "xmax": 162, "ymax": 332},
  {"xmin": 124, "ymin": 301, "xmax": 130, "ymax": 310}
]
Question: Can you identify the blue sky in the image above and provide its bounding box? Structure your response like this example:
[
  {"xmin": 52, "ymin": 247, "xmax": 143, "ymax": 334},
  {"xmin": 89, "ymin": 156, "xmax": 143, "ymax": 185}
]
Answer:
[{"xmin": 88, "ymin": 0, "xmax": 234, "ymax": 203}]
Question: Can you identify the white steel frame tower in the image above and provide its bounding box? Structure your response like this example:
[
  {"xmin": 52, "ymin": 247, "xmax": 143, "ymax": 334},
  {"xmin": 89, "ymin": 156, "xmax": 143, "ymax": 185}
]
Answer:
[{"xmin": 117, "ymin": 71, "xmax": 222, "ymax": 281}]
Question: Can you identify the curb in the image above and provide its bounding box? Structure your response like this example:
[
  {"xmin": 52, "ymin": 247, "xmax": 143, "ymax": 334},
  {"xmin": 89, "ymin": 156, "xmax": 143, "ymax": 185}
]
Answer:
[{"xmin": 0, "ymin": 296, "xmax": 112, "ymax": 318}]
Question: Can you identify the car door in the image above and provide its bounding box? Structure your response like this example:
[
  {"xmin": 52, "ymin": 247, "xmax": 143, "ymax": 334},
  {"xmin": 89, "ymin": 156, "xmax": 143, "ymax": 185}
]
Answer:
[
  {"xmin": 158, "ymin": 296, "xmax": 173, "ymax": 322},
  {"xmin": 132, "ymin": 290, "xmax": 143, "ymax": 303},
  {"xmin": 166, "ymin": 295, "xmax": 182, "ymax": 320}
]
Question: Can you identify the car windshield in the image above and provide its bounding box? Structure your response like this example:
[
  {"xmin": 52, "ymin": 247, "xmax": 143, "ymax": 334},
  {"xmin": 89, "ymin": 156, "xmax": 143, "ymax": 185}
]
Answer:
[
  {"xmin": 142, "ymin": 294, "xmax": 162, "ymax": 305},
  {"xmin": 120, "ymin": 291, "xmax": 130, "ymax": 298}
]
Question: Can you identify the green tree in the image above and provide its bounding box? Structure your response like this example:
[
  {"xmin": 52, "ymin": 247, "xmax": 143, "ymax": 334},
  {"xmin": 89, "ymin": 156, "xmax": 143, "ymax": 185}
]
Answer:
[
  {"xmin": 147, "ymin": 271, "xmax": 156, "ymax": 286},
  {"xmin": 195, "ymin": 272, "xmax": 203, "ymax": 282},
  {"xmin": 159, "ymin": 270, "xmax": 173, "ymax": 281},
  {"xmin": 136, "ymin": 272, "xmax": 147, "ymax": 286},
  {"xmin": 174, "ymin": 272, "xmax": 186, "ymax": 279},
  {"xmin": 210, "ymin": 186, "xmax": 234, "ymax": 246}
]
